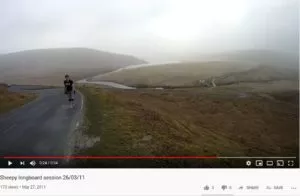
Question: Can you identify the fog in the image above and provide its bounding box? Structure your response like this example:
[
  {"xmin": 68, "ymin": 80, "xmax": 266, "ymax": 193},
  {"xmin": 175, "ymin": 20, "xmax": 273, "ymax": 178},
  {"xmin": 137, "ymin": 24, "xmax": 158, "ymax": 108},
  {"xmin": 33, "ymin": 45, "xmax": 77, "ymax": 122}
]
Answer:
[{"xmin": 0, "ymin": 0, "xmax": 298, "ymax": 62}]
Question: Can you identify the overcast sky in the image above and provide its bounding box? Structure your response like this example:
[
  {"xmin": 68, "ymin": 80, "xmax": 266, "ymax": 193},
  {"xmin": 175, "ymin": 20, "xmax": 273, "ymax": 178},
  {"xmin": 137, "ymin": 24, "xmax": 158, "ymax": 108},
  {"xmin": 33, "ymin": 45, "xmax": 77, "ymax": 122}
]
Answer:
[{"xmin": 0, "ymin": 0, "xmax": 298, "ymax": 61}]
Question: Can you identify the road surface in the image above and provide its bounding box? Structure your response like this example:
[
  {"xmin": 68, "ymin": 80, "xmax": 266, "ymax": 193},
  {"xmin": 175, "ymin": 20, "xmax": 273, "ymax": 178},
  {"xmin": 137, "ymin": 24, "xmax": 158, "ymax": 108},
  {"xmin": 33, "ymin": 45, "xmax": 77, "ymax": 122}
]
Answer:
[
  {"xmin": 90, "ymin": 61, "xmax": 181, "ymax": 79},
  {"xmin": 0, "ymin": 85, "xmax": 83, "ymax": 156},
  {"xmin": 76, "ymin": 79, "xmax": 135, "ymax": 89}
]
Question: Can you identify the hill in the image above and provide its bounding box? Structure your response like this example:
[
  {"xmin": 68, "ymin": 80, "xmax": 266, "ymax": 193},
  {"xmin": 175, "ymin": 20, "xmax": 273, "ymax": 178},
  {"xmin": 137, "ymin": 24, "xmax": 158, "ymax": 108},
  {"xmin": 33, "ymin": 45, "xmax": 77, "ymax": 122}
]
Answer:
[
  {"xmin": 0, "ymin": 48, "xmax": 146, "ymax": 86},
  {"xmin": 205, "ymin": 50, "xmax": 298, "ymax": 69},
  {"xmin": 74, "ymin": 85, "xmax": 298, "ymax": 167},
  {"xmin": 215, "ymin": 65, "xmax": 298, "ymax": 86},
  {"xmin": 91, "ymin": 50, "xmax": 298, "ymax": 88},
  {"xmin": 91, "ymin": 61, "xmax": 257, "ymax": 87}
]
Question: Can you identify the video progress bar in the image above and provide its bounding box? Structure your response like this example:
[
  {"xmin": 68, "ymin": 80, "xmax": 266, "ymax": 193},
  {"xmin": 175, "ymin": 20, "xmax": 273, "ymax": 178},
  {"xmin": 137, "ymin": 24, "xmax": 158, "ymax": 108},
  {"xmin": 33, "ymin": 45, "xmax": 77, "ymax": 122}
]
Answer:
[
  {"xmin": 2, "ymin": 156, "xmax": 217, "ymax": 159},
  {"xmin": 1, "ymin": 156, "xmax": 297, "ymax": 159},
  {"xmin": 218, "ymin": 157, "xmax": 297, "ymax": 159}
]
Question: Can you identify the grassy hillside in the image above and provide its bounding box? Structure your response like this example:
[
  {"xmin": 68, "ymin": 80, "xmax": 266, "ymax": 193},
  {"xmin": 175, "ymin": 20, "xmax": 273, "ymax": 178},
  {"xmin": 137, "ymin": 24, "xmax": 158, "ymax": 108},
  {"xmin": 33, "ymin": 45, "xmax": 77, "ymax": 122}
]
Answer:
[
  {"xmin": 215, "ymin": 65, "xmax": 298, "ymax": 86},
  {"xmin": 190, "ymin": 50, "xmax": 299, "ymax": 69},
  {"xmin": 0, "ymin": 84, "xmax": 36, "ymax": 114},
  {"xmin": 210, "ymin": 50, "xmax": 298, "ymax": 69},
  {"xmin": 92, "ymin": 61, "xmax": 257, "ymax": 87},
  {"xmin": 91, "ymin": 50, "xmax": 298, "ymax": 88},
  {"xmin": 92, "ymin": 62, "xmax": 298, "ymax": 88},
  {"xmin": 0, "ymin": 48, "xmax": 146, "ymax": 86},
  {"xmin": 75, "ymin": 84, "xmax": 298, "ymax": 167}
]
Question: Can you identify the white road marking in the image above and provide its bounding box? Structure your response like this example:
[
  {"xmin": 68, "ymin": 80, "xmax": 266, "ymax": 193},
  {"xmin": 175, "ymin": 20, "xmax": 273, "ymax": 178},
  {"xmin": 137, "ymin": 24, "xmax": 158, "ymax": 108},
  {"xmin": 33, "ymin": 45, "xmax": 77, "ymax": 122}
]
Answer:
[
  {"xmin": 80, "ymin": 95, "xmax": 83, "ymax": 111},
  {"xmin": 76, "ymin": 122, "xmax": 79, "ymax": 128},
  {"xmin": 74, "ymin": 87, "xmax": 83, "ymax": 111}
]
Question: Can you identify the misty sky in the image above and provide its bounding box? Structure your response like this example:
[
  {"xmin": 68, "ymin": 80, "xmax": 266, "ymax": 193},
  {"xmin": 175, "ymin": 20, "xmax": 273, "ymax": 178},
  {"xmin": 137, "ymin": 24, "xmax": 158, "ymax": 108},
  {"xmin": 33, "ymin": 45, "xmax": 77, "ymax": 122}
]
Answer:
[{"xmin": 0, "ymin": 0, "xmax": 298, "ymax": 61}]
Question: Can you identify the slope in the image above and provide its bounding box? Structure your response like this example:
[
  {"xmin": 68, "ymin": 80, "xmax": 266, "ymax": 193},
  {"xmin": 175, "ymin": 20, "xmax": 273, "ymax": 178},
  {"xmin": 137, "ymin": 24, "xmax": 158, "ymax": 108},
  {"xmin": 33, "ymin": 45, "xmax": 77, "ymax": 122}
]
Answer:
[{"xmin": 0, "ymin": 48, "xmax": 146, "ymax": 86}]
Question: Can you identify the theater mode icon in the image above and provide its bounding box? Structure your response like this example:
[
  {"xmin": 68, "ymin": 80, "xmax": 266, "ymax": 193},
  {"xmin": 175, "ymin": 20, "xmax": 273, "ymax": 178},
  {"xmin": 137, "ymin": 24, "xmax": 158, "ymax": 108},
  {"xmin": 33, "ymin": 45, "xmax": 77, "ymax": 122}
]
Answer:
[{"xmin": 266, "ymin": 160, "xmax": 274, "ymax": 167}]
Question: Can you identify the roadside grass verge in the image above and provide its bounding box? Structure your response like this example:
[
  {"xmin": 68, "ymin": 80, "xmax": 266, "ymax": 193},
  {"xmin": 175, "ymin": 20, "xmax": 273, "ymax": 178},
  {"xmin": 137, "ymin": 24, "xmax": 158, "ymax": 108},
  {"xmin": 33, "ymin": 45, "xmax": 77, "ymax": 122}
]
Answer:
[
  {"xmin": 0, "ymin": 85, "xmax": 37, "ymax": 114},
  {"xmin": 75, "ymin": 85, "xmax": 298, "ymax": 167},
  {"xmin": 21, "ymin": 85, "xmax": 61, "ymax": 90}
]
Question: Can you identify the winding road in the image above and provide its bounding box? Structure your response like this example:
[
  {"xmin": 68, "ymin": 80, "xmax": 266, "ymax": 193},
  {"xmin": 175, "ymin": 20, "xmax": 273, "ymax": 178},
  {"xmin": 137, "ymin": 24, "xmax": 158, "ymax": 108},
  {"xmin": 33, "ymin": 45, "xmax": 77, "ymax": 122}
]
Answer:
[
  {"xmin": 76, "ymin": 79, "xmax": 135, "ymax": 89},
  {"xmin": 0, "ymin": 85, "xmax": 83, "ymax": 156}
]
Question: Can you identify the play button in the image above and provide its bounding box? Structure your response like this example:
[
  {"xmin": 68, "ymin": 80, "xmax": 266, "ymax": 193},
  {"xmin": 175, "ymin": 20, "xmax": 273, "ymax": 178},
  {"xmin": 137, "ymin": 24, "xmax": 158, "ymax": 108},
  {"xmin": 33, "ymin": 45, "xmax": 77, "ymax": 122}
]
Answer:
[{"xmin": 8, "ymin": 161, "xmax": 13, "ymax": 166}]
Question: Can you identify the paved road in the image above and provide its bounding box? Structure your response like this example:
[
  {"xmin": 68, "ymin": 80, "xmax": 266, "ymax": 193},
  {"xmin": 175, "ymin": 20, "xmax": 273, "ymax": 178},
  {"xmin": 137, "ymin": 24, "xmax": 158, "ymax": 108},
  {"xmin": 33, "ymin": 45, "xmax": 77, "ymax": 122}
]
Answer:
[
  {"xmin": 77, "ymin": 79, "xmax": 135, "ymax": 89},
  {"xmin": 0, "ymin": 85, "xmax": 83, "ymax": 156}
]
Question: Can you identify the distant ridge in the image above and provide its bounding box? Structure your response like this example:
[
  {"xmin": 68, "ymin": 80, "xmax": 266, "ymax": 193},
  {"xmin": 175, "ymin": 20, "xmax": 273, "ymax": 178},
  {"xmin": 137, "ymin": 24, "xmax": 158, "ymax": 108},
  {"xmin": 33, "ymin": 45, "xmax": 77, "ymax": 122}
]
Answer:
[
  {"xmin": 0, "ymin": 48, "xmax": 147, "ymax": 86},
  {"xmin": 207, "ymin": 49, "xmax": 299, "ymax": 69}
]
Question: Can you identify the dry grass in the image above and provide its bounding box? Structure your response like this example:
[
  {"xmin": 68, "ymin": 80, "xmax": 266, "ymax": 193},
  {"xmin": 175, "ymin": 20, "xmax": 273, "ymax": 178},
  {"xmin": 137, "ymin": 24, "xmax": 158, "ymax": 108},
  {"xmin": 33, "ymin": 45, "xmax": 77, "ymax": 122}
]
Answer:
[
  {"xmin": 78, "ymin": 85, "xmax": 298, "ymax": 162},
  {"xmin": 0, "ymin": 84, "xmax": 36, "ymax": 114},
  {"xmin": 92, "ymin": 62, "xmax": 298, "ymax": 88},
  {"xmin": 0, "ymin": 68, "xmax": 115, "ymax": 87},
  {"xmin": 92, "ymin": 61, "xmax": 254, "ymax": 86}
]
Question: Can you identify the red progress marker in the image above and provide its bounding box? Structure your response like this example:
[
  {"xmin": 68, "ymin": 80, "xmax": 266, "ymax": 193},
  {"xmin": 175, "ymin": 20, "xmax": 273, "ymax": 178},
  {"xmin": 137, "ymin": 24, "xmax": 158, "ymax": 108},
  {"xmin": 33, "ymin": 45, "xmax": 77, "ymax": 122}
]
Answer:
[{"xmin": 3, "ymin": 156, "xmax": 217, "ymax": 159}]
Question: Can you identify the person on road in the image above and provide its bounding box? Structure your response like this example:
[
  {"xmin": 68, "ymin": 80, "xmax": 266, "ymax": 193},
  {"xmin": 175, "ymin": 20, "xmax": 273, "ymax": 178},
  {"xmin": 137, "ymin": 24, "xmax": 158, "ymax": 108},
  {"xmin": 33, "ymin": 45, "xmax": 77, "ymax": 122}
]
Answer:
[{"xmin": 64, "ymin": 74, "xmax": 75, "ymax": 107}]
